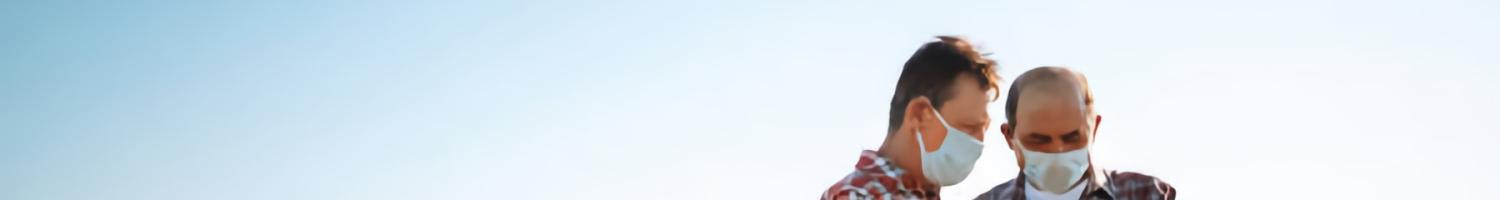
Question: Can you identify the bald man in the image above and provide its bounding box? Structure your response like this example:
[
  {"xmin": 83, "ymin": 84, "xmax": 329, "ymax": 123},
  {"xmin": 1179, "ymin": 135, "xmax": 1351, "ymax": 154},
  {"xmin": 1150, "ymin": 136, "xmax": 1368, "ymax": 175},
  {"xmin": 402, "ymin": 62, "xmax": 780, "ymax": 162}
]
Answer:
[{"xmin": 974, "ymin": 67, "xmax": 1175, "ymax": 200}]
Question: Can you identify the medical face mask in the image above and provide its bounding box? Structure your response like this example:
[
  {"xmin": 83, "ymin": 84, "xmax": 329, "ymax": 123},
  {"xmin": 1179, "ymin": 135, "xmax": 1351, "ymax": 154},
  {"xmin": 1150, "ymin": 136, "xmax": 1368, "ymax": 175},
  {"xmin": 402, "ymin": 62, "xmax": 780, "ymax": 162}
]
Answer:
[
  {"xmin": 1013, "ymin": 138, "xmax": 1091, "ymax": 194},
  {"xmin": 915, "ymin": 110, "xmax": 984, "ymax": 186}
]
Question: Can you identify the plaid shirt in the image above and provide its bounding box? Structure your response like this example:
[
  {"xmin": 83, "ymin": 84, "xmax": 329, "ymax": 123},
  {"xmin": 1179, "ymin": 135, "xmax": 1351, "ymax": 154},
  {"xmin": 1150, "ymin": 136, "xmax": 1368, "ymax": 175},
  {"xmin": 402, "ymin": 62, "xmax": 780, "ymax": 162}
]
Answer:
[
  {"xmin": 822, "ymin": 150, "xmax": 939, "ymax": 200},
  {"xmin": 973, "ymin": 169, "xmax": 1175, "ymax": 200}
]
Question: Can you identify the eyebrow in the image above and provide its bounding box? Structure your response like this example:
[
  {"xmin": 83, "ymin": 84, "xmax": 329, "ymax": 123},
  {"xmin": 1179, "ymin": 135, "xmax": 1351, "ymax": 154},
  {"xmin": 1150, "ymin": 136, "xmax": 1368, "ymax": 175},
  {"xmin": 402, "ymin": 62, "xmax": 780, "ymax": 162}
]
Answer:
[
  {"xmin": 1028, "ymin": 129, "xmax": 1081, "ymax": 139},
  {"xmin": 1061, "ymin": 129, "xmax": 1081, "ymax": 139}
]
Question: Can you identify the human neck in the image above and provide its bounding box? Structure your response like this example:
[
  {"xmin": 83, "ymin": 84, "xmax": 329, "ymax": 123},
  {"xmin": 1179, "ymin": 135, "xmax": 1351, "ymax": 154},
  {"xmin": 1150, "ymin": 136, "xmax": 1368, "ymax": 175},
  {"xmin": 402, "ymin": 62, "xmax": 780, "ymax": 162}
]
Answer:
[{"xmin": 878, "ymin": 134, "xmax": 934, "ymax": 190}]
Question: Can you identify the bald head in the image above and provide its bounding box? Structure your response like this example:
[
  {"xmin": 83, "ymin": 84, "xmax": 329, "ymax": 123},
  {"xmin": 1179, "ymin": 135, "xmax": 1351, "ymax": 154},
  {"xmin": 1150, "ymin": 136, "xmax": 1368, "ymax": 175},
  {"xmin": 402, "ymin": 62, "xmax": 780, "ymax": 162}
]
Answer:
[
  {"xmin": 1003, "ymin": 66, "xmax": 1094, "ymax": 127},
  {"xmin": 999, "ymin": 66, "xmax": 1106, "ymax": 193}
]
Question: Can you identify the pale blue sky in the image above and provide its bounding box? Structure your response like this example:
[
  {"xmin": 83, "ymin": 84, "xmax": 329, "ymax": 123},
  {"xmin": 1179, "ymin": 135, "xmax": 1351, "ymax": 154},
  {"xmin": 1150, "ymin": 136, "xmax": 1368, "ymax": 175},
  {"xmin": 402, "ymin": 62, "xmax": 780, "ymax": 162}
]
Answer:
[{"xmin": 3, "ymin": 0, "xmax": 1498, "ymax": 199}]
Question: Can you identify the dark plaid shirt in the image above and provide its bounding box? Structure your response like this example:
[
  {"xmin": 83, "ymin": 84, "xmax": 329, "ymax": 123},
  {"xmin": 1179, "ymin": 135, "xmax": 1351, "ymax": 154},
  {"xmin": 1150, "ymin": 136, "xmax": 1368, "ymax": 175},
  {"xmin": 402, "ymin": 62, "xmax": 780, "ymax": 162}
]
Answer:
[{"xmin": 973, "ymin": 169, "xmax": 1175, "ymax": 200}]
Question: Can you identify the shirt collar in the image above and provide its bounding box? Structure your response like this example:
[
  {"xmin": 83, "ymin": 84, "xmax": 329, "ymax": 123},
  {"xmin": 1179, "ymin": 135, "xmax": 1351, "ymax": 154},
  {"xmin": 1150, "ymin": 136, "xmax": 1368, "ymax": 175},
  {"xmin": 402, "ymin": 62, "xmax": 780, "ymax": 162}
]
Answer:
[
  {"xmin": 1081, "ymin": 167, "xmax": 1115, "ymax": 199},
  {"xmin": 854, "ymin": 150, "xmax": 900, "ymax": 175},
  {"xmin": 854, "ymin": 150, "xmax": 939, "ymax": 198}
]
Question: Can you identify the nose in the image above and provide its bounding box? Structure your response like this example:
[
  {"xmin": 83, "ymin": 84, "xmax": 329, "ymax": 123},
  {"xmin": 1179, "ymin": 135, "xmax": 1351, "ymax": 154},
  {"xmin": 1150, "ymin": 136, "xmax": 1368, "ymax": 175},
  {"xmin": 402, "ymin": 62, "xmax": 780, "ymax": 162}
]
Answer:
[
  {"xmin": 970, "ymin": 128, "xmax": 985, "ymax": 141},
  {"xmin": 1047, "ymin": 140, "xmax": 1069, "ymax": 152}
]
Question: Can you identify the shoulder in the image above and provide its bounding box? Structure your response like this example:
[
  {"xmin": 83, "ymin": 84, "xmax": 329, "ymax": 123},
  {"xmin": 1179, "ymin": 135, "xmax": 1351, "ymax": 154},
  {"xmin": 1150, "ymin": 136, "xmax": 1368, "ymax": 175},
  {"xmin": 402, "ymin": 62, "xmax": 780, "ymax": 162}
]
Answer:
[
  {"xmin": 972, "ymin": 178, "xmax": 1020, "ymax": 200},
  {"xmin": 822, "ymin": 172, "xmax": 864, "ymax": 200},
  {"xmin": 1103, "ymin": 170, "xmax": 1176, "ymax": 200}
]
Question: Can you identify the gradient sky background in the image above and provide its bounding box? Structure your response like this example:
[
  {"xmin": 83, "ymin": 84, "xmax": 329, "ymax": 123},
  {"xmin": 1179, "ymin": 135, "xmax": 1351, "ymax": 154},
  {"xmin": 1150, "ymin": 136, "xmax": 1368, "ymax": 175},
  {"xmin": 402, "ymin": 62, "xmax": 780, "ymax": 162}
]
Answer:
[{"xmin": 3, "ymin": 0, "xmax": 1499, "ymax": 199}]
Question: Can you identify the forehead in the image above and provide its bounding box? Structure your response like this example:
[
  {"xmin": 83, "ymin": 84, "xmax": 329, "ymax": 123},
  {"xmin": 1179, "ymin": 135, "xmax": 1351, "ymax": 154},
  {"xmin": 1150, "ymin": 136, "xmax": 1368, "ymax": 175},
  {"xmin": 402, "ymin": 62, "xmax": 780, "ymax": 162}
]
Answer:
[
  {"xmin": 944, "ymin": 73, "xmax": 997, "ymax": 101},
  {"xmin": 936, "ymin": 74, "xmax": 992, "ymax": 120},
  {"xmin": 1014, "ymin": 85, "xmax": 1086, "ymax": 130}
]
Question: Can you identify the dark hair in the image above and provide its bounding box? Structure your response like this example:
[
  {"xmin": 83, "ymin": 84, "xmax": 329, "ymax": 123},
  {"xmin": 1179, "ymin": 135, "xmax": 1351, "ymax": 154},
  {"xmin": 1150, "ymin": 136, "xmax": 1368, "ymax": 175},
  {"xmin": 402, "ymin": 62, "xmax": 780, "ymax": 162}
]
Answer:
[
  {"xmin": 1003, "ymin": 66, "xmax": 1094, "ymax": 129},
  {"xmin": 887, "ymin": 36, "xmax": 1001, "ymax": 134}
]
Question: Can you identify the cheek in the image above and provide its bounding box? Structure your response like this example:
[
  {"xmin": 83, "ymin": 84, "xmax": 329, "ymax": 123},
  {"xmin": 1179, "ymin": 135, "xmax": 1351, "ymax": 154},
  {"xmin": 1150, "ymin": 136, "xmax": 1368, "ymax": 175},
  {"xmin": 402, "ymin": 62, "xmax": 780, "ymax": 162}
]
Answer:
[
  {"xmin": 1013, "ymin": 149, "xmax": 1026, "ymax": 166},
  {"xmin": 920, "ymin": 120, "xmax": 947, "ymax": 152}
]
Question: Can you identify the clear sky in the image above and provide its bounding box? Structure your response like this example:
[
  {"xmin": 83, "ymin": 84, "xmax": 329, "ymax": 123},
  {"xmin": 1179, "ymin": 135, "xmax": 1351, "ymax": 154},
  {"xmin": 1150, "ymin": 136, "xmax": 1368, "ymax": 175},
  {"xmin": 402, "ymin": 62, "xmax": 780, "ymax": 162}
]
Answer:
[{"xmin": 3, "ymin": 0, "xmax": 1498, "ymax": 199}]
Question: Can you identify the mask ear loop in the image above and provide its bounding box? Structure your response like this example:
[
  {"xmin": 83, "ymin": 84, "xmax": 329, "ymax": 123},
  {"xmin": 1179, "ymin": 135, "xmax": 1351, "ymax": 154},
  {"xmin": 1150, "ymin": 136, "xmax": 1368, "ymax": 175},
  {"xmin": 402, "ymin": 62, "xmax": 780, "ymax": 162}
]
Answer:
[
  {"xmin": 931, "ymin": 108, "xmax": 952, "ymax": 128},
  {"xmin": 914, "ymin": 127, "xmax": 927, "ymax": 153}
]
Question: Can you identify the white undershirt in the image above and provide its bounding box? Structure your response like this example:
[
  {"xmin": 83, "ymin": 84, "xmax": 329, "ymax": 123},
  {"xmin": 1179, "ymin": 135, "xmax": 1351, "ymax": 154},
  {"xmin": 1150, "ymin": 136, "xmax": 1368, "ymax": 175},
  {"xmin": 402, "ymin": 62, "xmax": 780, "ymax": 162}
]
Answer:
[{"xmin": 1022, "ymin": 180, "xmax": 1087, "ymax": 200}]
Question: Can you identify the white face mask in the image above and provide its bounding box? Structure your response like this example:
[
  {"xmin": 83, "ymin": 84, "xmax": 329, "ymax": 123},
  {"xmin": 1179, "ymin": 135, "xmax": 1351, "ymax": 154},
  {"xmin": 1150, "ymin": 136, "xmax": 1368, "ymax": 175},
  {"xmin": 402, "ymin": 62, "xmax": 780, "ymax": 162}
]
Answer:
[
  {"xmin": 1013, "ymin": 138, "xmax": 1091, "ymax": 194},
  {"xmin": 915, "ymin": 109, "xmax": 984, "ymax": 186}
]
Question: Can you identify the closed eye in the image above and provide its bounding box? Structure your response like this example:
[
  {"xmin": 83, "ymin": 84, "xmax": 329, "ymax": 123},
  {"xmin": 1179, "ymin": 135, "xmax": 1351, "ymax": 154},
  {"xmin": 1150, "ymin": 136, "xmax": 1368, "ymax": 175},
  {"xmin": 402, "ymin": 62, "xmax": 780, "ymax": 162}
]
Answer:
[
  {"xmin": 1025, "ymin": 134, "xmax": 1051, "ymax": 144},
  {"xmin": 1060, "ymin": 129, "xmax": 1081, "ymax": 142}
]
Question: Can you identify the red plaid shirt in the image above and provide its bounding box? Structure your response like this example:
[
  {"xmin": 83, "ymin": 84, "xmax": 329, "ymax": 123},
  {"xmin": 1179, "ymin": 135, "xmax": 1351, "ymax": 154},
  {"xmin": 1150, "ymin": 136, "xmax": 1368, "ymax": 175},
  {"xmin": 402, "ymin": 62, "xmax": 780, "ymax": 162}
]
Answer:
[{"xmin": 821, "ymin": 150, "xmax": 939, "ymax": 200}]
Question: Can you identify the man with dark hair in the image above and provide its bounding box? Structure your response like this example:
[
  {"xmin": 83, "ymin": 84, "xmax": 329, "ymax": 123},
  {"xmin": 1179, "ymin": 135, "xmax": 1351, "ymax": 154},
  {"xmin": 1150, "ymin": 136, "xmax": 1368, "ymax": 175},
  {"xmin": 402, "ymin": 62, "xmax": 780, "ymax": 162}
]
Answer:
[
  {"xmin": 822, "ymin": 36, "xmax": 1002, "ymax": 200},
  {"xmin": 975, "ymin": 66, "xmax": 1175, "ymax": 200}
]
